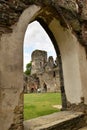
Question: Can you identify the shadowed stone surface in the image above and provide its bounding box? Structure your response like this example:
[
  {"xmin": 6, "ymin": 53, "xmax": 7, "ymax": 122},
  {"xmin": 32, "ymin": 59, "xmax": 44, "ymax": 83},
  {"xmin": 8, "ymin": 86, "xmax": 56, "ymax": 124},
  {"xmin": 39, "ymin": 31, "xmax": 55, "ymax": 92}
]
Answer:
[
  {"xmin": 79, "ymin": 127, "xmax": 87, "ymax": 130},
  {"xmin": 24, "ymin": 111, "xmax": 86, "ymax": 130}
]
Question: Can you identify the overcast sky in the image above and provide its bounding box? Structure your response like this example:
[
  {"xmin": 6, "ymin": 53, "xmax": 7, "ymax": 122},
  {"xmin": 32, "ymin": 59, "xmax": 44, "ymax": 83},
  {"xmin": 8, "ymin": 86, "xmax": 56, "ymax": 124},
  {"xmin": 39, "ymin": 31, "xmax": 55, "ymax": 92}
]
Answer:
[{"xmin": 23, "ymin": 21, "xmax": 57, "ymax": 71}]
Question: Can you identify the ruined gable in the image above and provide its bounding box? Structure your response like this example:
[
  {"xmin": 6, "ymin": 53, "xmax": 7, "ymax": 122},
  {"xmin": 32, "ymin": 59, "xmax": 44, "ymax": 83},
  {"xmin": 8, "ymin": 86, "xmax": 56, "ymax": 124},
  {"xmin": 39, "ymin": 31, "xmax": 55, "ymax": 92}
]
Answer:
[{"xmin": 25, "ymin": 50, "xmax": 61, "ymax": 93}]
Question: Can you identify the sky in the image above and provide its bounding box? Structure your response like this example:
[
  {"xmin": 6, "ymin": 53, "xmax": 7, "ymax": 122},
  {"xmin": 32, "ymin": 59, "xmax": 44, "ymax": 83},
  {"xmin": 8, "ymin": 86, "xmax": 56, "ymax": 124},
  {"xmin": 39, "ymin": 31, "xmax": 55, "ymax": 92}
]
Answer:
[{"xmin": 23, "ymin": 21, "xmax": 57, "ymax": 71}]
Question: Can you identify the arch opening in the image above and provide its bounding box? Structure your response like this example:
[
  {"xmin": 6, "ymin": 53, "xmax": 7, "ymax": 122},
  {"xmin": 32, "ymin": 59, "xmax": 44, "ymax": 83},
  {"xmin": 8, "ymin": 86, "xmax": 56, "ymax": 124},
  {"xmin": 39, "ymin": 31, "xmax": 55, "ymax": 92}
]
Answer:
[
  {"xmin": 23, "ymin": 20, "xmax": 63, "ymax": 121},
  {"xmin": 35, "ymin": 18, "xmax": 67, "ymax": 109}
]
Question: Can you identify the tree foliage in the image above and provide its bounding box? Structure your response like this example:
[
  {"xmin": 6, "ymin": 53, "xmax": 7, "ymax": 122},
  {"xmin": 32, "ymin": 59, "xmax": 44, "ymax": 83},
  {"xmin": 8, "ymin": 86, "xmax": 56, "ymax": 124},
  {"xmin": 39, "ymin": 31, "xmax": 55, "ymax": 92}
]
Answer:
[{"xmin": 24, "ymin": 62, "xmax": 32, "ymax": 75}]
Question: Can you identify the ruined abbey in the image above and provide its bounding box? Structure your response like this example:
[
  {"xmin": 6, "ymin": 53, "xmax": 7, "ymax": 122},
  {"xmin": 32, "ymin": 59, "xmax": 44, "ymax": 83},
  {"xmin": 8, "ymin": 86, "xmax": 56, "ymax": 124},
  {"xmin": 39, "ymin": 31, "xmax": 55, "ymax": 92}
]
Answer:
[
  {"xmin": 24, "ymin": 50, "xmax": 61, "ymax": 93},
  {"xmin": 1, "ymin": 0, "xmax": 87, "ymax": 130}
]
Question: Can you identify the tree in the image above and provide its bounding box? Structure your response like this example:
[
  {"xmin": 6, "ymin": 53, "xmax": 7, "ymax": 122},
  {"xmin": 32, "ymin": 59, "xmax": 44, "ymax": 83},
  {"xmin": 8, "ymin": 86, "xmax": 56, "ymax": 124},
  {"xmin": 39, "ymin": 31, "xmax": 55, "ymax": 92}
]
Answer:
[{"xmin": 24, "ymin": 62, "xmax": 32, "ymax": 76}]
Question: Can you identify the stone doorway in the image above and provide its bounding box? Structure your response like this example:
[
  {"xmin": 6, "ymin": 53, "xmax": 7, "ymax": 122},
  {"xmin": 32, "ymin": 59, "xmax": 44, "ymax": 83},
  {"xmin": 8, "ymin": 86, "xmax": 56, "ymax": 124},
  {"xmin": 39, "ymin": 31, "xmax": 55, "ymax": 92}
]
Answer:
[
  {"xmin": 1, "ymin": 5, "xmax": 87, "ymax": 130},
  {"xmin": 31, "ymin": 18, "xmax": 67, "ymax": 108},
  {"xmin": 23, "ymin": 19, "xmax": 63, "ymax": 121}
]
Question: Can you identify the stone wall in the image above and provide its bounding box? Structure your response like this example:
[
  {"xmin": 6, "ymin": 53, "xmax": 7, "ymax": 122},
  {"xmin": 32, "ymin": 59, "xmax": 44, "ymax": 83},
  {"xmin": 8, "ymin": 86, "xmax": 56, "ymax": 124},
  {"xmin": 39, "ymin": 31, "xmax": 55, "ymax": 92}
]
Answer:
[
  {"xmin": 0, "ymin": 0, "xmax": 87, "ymax": 45},
  {"xmin": 0, "ymin": 1, "xmax": 87, "ymax": 130},
  {"xmin": 25, "ymin": 50, "xmax": 61, "ymax": 93}
]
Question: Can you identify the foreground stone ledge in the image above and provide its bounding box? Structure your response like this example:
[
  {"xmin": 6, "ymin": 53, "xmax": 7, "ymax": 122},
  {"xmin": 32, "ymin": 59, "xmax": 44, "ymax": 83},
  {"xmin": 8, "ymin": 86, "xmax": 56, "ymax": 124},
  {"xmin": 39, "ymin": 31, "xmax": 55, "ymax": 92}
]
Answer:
[
  {"xmin": 79, "ymin": 126, "xmax": 87, "ymax": 130},
  {"xmin": 24, "ymin": 111, "xmax": 86, "ymax": 130}
]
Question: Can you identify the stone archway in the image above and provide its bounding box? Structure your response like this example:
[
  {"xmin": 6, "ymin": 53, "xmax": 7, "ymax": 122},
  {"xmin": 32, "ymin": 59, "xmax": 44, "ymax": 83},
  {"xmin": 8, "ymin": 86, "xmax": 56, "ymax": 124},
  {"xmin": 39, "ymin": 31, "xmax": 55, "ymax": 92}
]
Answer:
[
  {"xmin": 31, "ymin": 6, "xmax": 86, "ymax": 105},
  {"xmin": 31, "ymin": 18, "xmax": 67, "ymax": 108},
  {"xmin": 0, "ymin": 4, "xmax": 87, "ymax": 130}
]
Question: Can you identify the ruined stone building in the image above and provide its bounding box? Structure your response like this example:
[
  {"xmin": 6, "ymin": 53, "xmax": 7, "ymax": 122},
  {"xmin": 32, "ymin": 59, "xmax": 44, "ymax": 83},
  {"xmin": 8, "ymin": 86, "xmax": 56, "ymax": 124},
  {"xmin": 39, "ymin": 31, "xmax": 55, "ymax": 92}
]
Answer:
[
  {"xmin": 24, "ymin": 50, "xmax": 61, "ymax": 93},
  {"xmin": 1, "ymin": 0, "xmax": 87, "ymax": 130}
]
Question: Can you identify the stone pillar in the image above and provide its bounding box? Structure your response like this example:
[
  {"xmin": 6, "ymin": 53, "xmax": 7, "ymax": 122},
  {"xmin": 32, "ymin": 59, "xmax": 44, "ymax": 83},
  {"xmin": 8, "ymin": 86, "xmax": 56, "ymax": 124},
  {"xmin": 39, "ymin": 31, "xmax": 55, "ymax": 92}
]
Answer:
[
  {"xmin": 0, "ymin": 5, "xmax": 41, "ymax": 130},
  {"xmin": 0, "ymin": 32, "xmax": 24, "ymax": 130},
  {"xmin": 49, "ymin": 18, "xmax": 83, "ymax": 104}
]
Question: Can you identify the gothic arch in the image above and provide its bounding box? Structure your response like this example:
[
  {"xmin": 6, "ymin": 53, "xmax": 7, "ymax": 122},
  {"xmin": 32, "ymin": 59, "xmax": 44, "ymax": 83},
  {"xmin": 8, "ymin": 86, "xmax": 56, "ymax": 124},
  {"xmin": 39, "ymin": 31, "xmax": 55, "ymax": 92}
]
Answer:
[
  {"xmin": 26, "ymin": 6, "xmax": 83, "ymax": 104},
  {"xmin": 1, "ymin": 4, "xmax": 87, "ymax": 130}
]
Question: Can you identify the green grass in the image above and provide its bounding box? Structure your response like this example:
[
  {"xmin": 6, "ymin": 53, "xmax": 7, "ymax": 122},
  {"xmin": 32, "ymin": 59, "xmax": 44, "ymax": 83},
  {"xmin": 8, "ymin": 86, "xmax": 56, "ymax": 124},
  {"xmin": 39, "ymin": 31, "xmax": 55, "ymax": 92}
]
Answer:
[{"xmin": 24, "ymin": 93, "xmax": 61, "ymax": 120}]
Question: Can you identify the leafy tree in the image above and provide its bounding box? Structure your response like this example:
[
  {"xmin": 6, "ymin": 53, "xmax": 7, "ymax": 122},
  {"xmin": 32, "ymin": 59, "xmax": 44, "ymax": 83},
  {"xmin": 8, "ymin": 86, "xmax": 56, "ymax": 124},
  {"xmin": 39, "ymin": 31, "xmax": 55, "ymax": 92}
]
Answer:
[{"xmin": 24, "ymin": 62, "xmax": 32, "ymax": 75}]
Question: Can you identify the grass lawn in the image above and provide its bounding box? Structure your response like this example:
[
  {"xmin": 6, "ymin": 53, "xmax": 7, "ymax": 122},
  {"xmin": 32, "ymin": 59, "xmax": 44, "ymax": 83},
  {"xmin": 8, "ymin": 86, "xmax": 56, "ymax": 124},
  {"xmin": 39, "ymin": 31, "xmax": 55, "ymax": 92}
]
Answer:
[{"xmin": 24, "ymin": 93, "xmax": 61, "ymax": 120}]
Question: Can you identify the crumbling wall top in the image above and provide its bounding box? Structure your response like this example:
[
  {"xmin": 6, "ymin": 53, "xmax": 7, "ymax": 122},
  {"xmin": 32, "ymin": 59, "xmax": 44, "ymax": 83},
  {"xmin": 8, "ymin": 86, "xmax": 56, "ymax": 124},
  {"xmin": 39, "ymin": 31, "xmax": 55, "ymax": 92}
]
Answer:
[{"xmin": 0, "ymin": 0, "xmax": 87, "ymax": 45}]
